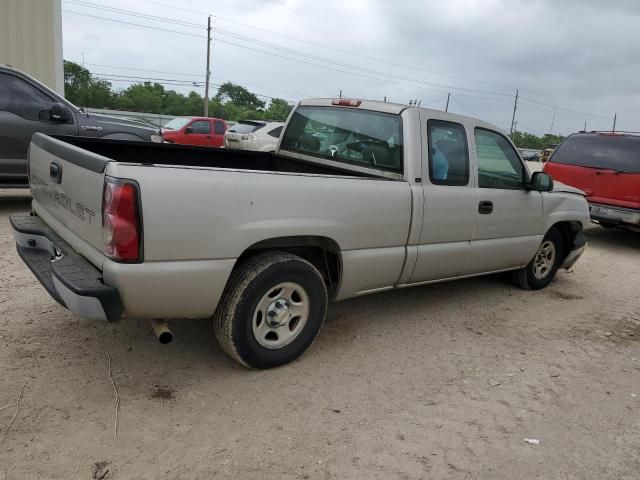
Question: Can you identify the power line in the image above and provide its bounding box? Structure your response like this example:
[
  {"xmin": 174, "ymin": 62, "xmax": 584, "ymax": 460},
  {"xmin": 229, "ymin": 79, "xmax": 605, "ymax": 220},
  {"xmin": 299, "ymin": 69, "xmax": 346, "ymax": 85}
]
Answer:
[
  {"xmin": 64, "ymin": 9, "xmax": 487, "ymax": 101},
  {"xmin": 519, "ymin": 97, "xmax": 611, "ymax": 120},
  {"xmin": 62, "ymin": 2, "xmax": 514, "ymax": 99},
  {"xmin": 63, "ymin": 10, "xmax": 204, "ymax": 38},
  {"xmin": 83, "ymin": 62, "xmax": 314, "ymax": 97},
  {"xmin": 129, "ymin": 0, "xmax": 519, "ymax": 92},
  {"xmin": 93, "ymin": 73, "xmax": 297, "ymax": 103},
  {"xmin": 65, "ymin": 0, "xmax": 203, "ymax": 29}
]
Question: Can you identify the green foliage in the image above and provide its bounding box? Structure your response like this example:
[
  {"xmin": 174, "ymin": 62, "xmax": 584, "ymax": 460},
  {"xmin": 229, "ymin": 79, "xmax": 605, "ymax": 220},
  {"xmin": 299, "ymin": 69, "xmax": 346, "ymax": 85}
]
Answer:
[
  {"xmin": 512, "ymin": 131, "xmax": 565, "ymax": 149},
  {"xmin": 63, "ymin": 60, "xmax": 112, "ymax": 108},
  {"xmin": 63, "ymin": 60, "xmax": 292, "ymax": 121},
  {"xmin": 215, "ymin": 82, "xmax": 266, "ymax": 110}
]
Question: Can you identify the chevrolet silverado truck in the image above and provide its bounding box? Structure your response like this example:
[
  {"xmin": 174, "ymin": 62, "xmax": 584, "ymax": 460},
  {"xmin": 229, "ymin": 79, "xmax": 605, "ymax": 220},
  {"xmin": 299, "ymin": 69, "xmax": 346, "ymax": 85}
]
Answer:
[
  {"xmin": 0, "ymin": 65, "xmax": 161, "ymax": 188},
  {"xmin": 10, "ymin": 98, "xmax": 589, "ymax": 368}
]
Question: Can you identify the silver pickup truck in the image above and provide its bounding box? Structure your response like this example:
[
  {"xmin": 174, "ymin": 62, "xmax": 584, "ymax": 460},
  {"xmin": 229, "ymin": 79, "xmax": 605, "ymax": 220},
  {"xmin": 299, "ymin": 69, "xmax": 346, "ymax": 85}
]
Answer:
[{"xmin": 10, "ymin": 98, "xmax": 589, "ymax": 368}]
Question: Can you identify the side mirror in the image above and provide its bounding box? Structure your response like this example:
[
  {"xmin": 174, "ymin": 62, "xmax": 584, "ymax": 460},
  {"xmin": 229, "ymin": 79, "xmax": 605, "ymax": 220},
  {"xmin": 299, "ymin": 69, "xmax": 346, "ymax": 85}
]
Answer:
[
  {"xmin": 184, "ymin": 126, "xmax": 193, "ymax": 134},
  {"xmin": 49, "ymin": 102, "xmax": 70, "ymax": 123},
  {"xmin": 529, "ymin": 171, "xmax": 554, "ymax": 192}
]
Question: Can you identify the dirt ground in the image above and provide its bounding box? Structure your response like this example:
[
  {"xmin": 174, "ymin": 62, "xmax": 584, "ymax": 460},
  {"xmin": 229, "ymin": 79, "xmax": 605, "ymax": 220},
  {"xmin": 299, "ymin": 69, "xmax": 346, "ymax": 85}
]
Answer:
[{"xmin": 1, "ymin": 188, "xmax": 639, "ymax": 480}]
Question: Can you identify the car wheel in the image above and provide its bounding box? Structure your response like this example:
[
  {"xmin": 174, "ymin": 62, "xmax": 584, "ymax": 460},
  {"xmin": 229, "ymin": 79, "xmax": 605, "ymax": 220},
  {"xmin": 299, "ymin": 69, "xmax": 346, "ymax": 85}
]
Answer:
[
  {"xmin": 514, "ymin": 228, "xmax": 564, "ymax": 290},
  {"xmin": 214, "ymin": 252, "xmax": 327, "ymax": 369}
]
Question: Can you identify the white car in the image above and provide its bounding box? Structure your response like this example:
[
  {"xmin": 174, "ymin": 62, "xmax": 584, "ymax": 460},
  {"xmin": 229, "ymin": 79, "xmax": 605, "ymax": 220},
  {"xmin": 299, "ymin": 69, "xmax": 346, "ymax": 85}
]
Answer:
[{"xmin": 224, "ymin": 121, "xmax": 284, "ymax": 152}]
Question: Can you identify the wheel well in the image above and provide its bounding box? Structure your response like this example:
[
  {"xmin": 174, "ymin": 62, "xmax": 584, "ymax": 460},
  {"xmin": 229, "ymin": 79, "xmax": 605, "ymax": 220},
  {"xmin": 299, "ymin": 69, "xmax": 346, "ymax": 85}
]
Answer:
[
  {"xmin": 551, "ymin": 221, "xmax": 582, "ymax": 259},
  {"xmin": 234, "ymin": 236, "xmax": 342, "ymax": 297}
]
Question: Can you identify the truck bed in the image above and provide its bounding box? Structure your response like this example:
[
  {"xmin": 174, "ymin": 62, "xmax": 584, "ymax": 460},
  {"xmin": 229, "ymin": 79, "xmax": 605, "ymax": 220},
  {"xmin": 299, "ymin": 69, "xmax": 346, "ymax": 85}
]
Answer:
[{"xmin": 49, "ymin": 135, "xmax": 375, "ymax": 177}]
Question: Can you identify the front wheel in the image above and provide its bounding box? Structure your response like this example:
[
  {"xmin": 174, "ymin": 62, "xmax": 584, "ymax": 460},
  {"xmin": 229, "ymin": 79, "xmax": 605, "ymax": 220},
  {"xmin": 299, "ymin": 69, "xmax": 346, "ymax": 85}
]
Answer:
[
  {"xmin": 514, "ymin": 228, "xmax": 564, "ymax": 290},
  {"xmin": 214, "ymin": 252, "xmax": 327, "ymax": 369}
]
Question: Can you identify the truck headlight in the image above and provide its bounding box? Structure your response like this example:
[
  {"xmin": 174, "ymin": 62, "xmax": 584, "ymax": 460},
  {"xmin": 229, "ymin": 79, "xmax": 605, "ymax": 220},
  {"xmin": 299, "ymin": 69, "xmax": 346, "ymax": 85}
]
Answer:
[{"xmin": 150, "ymin": 134, "xmax": 162, "ymax": 143}]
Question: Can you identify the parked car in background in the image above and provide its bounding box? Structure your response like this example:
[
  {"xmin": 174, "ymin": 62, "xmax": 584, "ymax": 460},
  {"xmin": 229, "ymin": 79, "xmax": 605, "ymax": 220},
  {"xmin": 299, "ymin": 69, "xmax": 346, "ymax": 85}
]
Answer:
[
  {"xmin": 10, "ymin": 98, "xmax": 589, "ymax": 369},
  {"xmin": 519, "ymin": 148, "xmax": 541, "ymax": 162},
  {"xmin": 0, "ymin": 65, "xmax": 161, "ymax": 188},
  {"xmin": 540, "ymin": 143, "xmax": 558, "ymax": 162},
  {"xmin": 544, "ymin": 132, "xmax": 640, "ymax": 231},
  {"xmin": 224, "ymin": 120, "xmax": 284, "ymax": 152},
  {"xmin": 161, "ymin": 116, "xmax": 228, "ymax": 147}
]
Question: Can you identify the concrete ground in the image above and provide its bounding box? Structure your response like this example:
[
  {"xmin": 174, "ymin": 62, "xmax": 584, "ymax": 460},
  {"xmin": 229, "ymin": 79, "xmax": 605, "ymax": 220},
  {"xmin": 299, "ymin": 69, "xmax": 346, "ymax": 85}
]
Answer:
[{"xmin": 1, "ymin": 188, "xmax": 638, "ymax": 480}]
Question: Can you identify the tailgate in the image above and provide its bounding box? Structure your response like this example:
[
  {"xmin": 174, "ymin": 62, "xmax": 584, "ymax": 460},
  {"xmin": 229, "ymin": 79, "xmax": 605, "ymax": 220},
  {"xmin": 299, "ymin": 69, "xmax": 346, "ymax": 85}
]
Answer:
[
  {"xmin": 591, "ymin": 170, "xmax": 640, "ymax": 209},
  {"xmin": 545, "ymin": 162, "xmax": 640, "ymax": 209},
  {"xmin": 29, "ymin": 133, "xmax": 108, "ymax": 261}
]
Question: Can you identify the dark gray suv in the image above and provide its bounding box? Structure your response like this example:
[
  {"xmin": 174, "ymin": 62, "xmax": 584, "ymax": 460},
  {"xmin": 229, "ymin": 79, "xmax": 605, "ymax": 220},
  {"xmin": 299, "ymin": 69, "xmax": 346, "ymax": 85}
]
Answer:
[{"xmin": 0, "ymin": 65, "xmax": 161, "ymax": 188}]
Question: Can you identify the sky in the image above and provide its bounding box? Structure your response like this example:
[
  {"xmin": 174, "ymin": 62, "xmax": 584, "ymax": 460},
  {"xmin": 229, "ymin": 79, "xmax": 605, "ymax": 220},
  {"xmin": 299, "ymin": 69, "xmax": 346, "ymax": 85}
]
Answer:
[{"xmin": 61, "ymin": 0, "xmax": 640, "ymax": 136}]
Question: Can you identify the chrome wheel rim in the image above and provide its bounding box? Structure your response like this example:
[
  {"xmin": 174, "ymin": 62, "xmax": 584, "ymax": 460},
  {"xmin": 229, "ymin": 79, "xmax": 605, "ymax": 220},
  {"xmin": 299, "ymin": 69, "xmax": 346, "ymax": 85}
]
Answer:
[
  {"xmin": 252, "ymin": 282, "xmax": 310, "ymax": 349},
  {"xmin": 533, "ymin": 240, "xmax": 556, "ymax": 280}
]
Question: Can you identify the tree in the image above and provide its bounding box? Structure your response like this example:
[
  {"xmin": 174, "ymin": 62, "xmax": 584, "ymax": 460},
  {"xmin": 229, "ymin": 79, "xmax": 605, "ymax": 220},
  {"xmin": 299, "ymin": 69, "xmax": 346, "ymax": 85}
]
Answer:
[
  {"xmin": 112, "ymin": 82, "xmax": 165, "ymax": 113},
  {"xmin": 215, "ymin": 82, "xmax": 265, "ymax": 110},
  {"xmin": 63, "ymin": 60, "xmax": 112, "ymax": 108},
  {"xmin": 264, "ymin": 98, "xmax": 292, "ymax": 121}
]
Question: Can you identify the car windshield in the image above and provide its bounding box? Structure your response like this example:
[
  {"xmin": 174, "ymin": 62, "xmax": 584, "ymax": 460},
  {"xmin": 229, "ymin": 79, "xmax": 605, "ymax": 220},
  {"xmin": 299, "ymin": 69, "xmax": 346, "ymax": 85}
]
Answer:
[
  {"xmin": 280, "ymin": 105, "xmax": 403, "ymax": 173},
  {"xmin": 228, "ymin": 122, "xmax": 265, "ymax": 134},
  {"xmin": 550, "ymin": 134, "xmax": 640, "ymax": 172},
  {"xmin": 164, "ymin": 118, "xmax": 191, "ymax": 130}
]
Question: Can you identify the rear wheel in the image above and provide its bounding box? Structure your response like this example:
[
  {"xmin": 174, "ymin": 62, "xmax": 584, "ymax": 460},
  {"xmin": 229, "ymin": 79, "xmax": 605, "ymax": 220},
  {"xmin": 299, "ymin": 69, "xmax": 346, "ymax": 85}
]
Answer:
[
  {"xmin": 214, "ymin": 252, "xmax": 327, "ymax": 369},
  {"xmin": 514, "ymin": 228, "xmax": 563, "ymax": 290}
]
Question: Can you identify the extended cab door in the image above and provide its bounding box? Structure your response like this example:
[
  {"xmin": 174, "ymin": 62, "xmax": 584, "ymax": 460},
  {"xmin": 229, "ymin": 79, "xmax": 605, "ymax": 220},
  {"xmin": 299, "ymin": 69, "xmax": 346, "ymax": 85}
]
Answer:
[
  {"xmin": 462, "ymin": 128, "xmax": 543, "ymax": 275},
  {"xmin": 210, "ymin": 120, "xmax": 226, "ymax": 147},
  {"xmin": 408, "ymin": 114, "xmax": 476, "ymax": 283},
  {"xmin": 0, "ymin": 71, "xmax": 77, "ymax": 184}
]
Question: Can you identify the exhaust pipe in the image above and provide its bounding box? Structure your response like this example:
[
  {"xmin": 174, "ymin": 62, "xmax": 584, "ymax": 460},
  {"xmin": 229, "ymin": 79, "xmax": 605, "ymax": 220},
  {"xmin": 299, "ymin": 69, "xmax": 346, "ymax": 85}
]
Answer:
[{"xmin": 151, "ymin": 319, "xmax": 173, "ymax": 344}]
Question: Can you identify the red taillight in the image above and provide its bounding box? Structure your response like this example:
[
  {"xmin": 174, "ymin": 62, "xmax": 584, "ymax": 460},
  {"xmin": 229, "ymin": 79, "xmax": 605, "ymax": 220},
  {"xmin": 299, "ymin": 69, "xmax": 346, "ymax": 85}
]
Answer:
[
  {"xmin": 103, "ymin": 178, "xmax": 141, "ymax": 262},
  {"xmin": 332, "ymin": 98, "xmax": 362, "ymax": 107}
]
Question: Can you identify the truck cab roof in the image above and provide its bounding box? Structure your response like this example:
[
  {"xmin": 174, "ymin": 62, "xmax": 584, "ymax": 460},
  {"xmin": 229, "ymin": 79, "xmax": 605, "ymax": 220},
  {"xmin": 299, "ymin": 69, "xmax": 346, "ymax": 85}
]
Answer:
[{"xmin": 298, "ymin": 97, "xmax": 506, "ymax": 134}]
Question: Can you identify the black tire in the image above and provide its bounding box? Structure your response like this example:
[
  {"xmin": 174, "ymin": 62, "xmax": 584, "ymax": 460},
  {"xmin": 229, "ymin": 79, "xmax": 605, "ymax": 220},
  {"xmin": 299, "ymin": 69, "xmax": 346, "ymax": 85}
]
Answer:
[
  {"xmin": 214, "ymin": 252, "xmax": 327, "ymax": 369},
  {"xmin": 514, "ymin": 227, "xmax": 564, "ymax": 290}
]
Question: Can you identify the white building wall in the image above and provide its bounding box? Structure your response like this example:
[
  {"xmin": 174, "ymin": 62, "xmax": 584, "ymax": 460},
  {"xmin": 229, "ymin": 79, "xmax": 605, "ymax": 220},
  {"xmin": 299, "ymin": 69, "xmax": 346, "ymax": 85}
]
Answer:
[{"xmin": 0, "ymin": 0, "xmax": 64, "ymax": 94}]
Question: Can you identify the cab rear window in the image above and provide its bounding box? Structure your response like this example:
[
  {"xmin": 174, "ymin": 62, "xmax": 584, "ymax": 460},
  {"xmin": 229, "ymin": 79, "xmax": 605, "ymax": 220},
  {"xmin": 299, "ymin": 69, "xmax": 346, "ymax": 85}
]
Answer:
[
  {"xmin": 551, "ymin": 134, "xmax": 640, "ymax": 173},
  {"xmin": 280, "ymin": 106, "xmax": 403, "ymax": 173}
]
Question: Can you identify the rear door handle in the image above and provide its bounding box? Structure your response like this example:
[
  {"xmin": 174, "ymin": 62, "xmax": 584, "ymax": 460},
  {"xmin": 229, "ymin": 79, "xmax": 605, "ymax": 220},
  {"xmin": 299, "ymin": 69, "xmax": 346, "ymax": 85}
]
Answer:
[
  {"xmin": 50, "ymin": 161, "xmax": 62, "ymax": 184},
  {"xmin": 478, "ymin": 200, "xmax": 493, "ymax": 214}
]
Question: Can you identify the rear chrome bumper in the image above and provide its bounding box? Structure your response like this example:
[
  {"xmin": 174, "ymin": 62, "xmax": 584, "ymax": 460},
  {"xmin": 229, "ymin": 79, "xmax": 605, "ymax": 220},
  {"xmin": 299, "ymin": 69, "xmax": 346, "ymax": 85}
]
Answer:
[
  {"xmin": 561, "ymin": 232, "xmax": 587, "ymax": 270},
  {"xmin": 589, "ymin": 203, "xmax": 640, "ymax": 226},
  {"xmin": 10, "ymin": 213, "xmax": 123, "ymax": 321}
]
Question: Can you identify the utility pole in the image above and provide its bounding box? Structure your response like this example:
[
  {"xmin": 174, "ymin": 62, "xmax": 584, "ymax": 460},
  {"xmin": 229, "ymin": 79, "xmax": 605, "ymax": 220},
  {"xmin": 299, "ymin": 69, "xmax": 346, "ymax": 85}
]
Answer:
[
  {"xmin": 584, "ymin": 121, "xmax": 587, "ymax": 132},
  {"xmin": 445, "ymin": 92, "xmax": 450, "ymax": 112},
  {"xmin": 509, "ymin": 89, "xmax": 519, "ymax": 138},
  {"xmin": 549, "ymin": 106, "xmax": 557, "ymax": 135},
  {"xmin": 612, "ymin": 113, "xmax": 617, "ymax": 132},
  {"xmin": 204, "ymin": 15, "xmax": 212, "ymax": 117}
]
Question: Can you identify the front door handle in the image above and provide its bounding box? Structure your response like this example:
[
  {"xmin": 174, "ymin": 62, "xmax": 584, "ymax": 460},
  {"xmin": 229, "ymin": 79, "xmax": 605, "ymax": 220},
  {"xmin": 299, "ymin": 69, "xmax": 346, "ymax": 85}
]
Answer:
[{"xmin": 478, "ymin": 200, "xmax": 493, "ymax": 214}]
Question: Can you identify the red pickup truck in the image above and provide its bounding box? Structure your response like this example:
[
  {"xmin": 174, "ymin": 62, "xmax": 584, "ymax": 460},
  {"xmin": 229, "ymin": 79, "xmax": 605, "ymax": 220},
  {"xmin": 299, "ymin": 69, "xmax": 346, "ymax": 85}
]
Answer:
[
  {"xmin": 162, "ymin": 117, "xmax": 228, "ymax": 147},
  {"xmin": 544, "ymin": 132, "xmax": 640, "ymax": 231}
]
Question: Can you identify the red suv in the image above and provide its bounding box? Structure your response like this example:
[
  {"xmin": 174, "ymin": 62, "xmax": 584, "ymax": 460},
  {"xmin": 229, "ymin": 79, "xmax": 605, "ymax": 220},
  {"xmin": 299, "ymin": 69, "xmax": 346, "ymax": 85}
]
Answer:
[
  {"xmin": 544, "ymin": 132, "xmax": 640, "ymax": 231},
  {"xmin": 162, "ymin": 117, "xmax": 227, "ymax": 147}
]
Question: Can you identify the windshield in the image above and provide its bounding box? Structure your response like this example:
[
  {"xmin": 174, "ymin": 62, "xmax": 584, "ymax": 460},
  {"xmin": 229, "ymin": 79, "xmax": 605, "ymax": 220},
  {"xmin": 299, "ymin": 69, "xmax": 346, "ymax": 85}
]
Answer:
[
  {"xmin": 280, "ymin": 106, "xmax": 403, "ymax": 173},
  {"xmin": 228, "ymin": 122, "xmax": 265, "ymax": 134},
  {"xmin": 164, "ymin": 117, "xmax": 191, "ymax": 130},
  {"xmin": 550, "ymin": 134, "xmax": 640, "ymax": 172}
]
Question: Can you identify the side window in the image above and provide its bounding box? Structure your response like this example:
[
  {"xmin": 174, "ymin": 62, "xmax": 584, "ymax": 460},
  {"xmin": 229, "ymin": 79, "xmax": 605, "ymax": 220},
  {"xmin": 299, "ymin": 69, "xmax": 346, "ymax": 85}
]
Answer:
[
  {"xmin": 267, "ymin": 126, "xmax": 283, "ymax": 138},
  {"xmin": 213, "ymin": 120, "xmax": 225, "ymax": 135},
  {"xmin": 0, "ymin": 72, "xmax": 54, "ymax": 121},
  {"xmin": 428, "ymin": 120, "xmax": 469, "ymax": 186},
  {"xmin": 475, "ymin": 128, "xmax": 525, "ymax": 190},
  {"xmin": 190, "ymin": 120, "xmax": 211, "ymax": 134}
]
